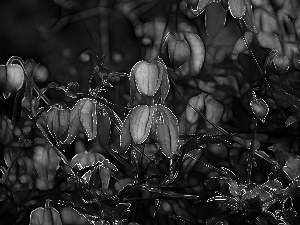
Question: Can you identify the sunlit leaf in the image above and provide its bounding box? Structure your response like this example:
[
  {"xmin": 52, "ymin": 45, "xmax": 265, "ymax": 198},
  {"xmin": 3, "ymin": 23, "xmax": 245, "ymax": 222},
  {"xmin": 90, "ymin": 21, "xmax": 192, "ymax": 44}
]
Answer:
[
  {"xmin": 30, "ymin": 204, "xmax": 62, "ymax": 225},
  {"xmin": 130, "ymin": 105, "xmax": 155, "ymax": 144},
  {"xmin": 0, "ymin": 64, "xmax": 25, "ymax": 99},
  {"xmin": 228, "ymin": 0, "xmax": 246, "ymax": 18},
  {"xmin": 250, "ymin": 98, "xmax": 269, "ymax": 123}
]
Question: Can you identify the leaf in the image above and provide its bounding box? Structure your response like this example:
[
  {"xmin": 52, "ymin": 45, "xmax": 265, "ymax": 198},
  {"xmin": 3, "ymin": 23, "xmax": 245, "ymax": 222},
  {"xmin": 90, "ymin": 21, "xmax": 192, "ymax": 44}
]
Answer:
[
  {"xmin": 132, "ymin": 60, "xmax": 163, "ymax": 96},
  {"xmin": 283, "ymin": 209, "xmax": 300, "ymax": 225},
  {"xmin": 101, "ymin": 104, "xmax": 123, "ymax": 133},
  {"xmin": 263, "ymin": 179, "xmax": 282, "ymax": 194},
  {"xmin": 159, "ymin": 63, "xmax": 170, "ymax": 104},
  {"xmin": 204, "ymin": 95, "xmax": 224, "ymax": 128},
  {"xmin": 257, "ymin": 32, "xmax": 282, "ymax": 54},
  {"xmin": 33, "ymin": 144, "xmax": 60, "ymax": 190},
  {"xmin": 205, "ymin": 2, "xmax": 227, "ymax": 39},
  {"xmin": 168, "ymin": 34, "xmax": 190, "ymax": 68},
  {"xmin": 272, "ymin": 54, "xmax": 290, "ymax": 74},
  {"xmin": 232, "ymin": 31, "xmax": 253, "ymax": 60},
  {"xmin": 285, "ymin": 116, "xmax": 297, "ymax": 127},
  {"xmin": 255, "ymin": 150, "xmax": 280, "ymax": 167},
  {"xmin": 176, "ymin": 32, "xmax": 205, "ymax": 77},
  {"xmin": 242, "ymin": 0, "xmax": 257, "ymax": 33},
  {"xmin": 70, "ymin": 151, "xmax": 105, "ymax": 169},
  {"xmin": 47, "ymin": 107, "xmax": 70, "ymax": 144},
  {"xmin": 270, "ymin": 86, "xmax": 300, "ymax": 111},
  {"xmin": 79, "ymin": 98, "xmax": 98, "ymax": 141},
  {"xmin": 99, "ymin": 166, "xmax": 110, "ymax": 189},
  {"xmin": 64, "ymin": 99, "xmax": 85, "ymax": 144},
  {"xmin": 120, "ymin": 113, "xmax": 132, "ymax": 152},
  {"xmin": 250, "ymin": 98, "xmax": 269, "ymax": 123},
  {"xmin": 130, "ymin": 105, "xmax": 154, "ymax": 144},
  {"xmin": 30, "ymin": 205, "xmax": 62, "ymax": 225},
  {"xmin": 228, "ymin": 0, "xmax": 246, "ymax": 18},
  {"xmin": 0, "ymin": 64, "xmax": 25, "ymax": 99},
  {"xmin": 156, "ymin": 105, "xmax": 179, "ymax": 158},
  {"xmin": 97, "ymin": 107, "xmax": 111, "ymax": 148},
  {"xmin": 190, "ymin": 0, "xmax": 212, "ymax": 16},
  {"xmin": 186, "ymin": 93, "xmax": 206, "ymax": 123},
  {"xmin": 283, "ymin": 156, "xmax": 300, "ymax": 181}
]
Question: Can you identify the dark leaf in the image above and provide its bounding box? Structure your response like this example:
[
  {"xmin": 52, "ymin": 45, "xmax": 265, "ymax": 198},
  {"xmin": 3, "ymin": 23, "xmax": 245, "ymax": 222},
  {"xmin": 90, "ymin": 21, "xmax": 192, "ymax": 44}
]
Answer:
[
  {"xmin": 156, "ymin": 105, "xmax": 179, "ymax": 158},
  {"xmin": 242, "ymin": 0, "xmax": 257, "ymax": 33},
  {"xmin": 97, "ymin": 107, "xmax": 111, "ymax": 148},
  {"xmin": 120, "ymin": 113, "xmax": 132, "ymax": 152},
  {"xmin": 283, "ymin": 209, "xmax": 300, "ymax": 225},
  {"xmin": 283, "ymin": 156, "xmax": 300, "ymax": 181},
  {"xmin": 205, "ymin": 2, "xmax": 227, "ymax": 39}
]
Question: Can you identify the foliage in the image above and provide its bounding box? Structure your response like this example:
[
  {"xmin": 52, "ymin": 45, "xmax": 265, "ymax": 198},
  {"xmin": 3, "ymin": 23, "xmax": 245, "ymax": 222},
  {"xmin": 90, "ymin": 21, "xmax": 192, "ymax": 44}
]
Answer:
[{"xmin": 0, "ymin": 0, "xmax": 300, "ymax": 224}]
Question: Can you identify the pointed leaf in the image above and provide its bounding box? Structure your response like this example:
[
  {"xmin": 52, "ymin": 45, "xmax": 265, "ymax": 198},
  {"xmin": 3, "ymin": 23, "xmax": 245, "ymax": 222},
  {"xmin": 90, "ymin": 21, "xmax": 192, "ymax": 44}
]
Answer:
[
  {"xmin": 64, "ymin": 99, "xmax": 85, "ymax": 144},
  {"xmin": 283, "ymin": 157, "xmax": 300, "ymax": 181},
  {"xmin": 156, "ymin": 105, "xmax": 179, "ymax": 158},
  {"xmin": 99, "ymin": 166, "xmax": 110, "ymax": 189},
  {"xmin": 47, "ymin": 107, "xmax": 70, "ymax": 143},
  {"xmin": 255, "ymin": 150, "xmax": 280, "ymax": 167},
  {"xmin": 159, "ymin": 63, "xmax": 170, "ymax": 104},
  {"xmin": 80, "ymin": 98, "xmax": 98, "ymax": 141},
  {"xmin": 130, "ymin": 105, "xmax": 154, "ymax": 144},
  {"xmin": 97, "ymin": 107, "xmax": 111, "ymax": 148},
  {"xmin": 190, "ymin": 0, "xmax": 212, "ymax": 16},
  {"xmin": 205, "ymin": 2, "xmax": 227, "ymax": 39},
  {"xmin": 120, "ymin": 113, "xmax": 132, "ymax": 152},
  {"xmin": 242, "ymin": 0, "xmax": 257, "ymax": 33},
  {"xmin": 101, "ymin": 104, "xmax": 123, "ymax": 132},
  {"xmin": 270, "ymin": 85, "xmax": 300, "ymax": 111}
]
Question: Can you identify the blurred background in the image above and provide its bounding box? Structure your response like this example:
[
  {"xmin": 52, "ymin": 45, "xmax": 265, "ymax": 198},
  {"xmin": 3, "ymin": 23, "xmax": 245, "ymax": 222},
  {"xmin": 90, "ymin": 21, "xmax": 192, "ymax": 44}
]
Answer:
[{"xmin": 0, "ymin": 0, "xmax": 165, "ymax": 91}]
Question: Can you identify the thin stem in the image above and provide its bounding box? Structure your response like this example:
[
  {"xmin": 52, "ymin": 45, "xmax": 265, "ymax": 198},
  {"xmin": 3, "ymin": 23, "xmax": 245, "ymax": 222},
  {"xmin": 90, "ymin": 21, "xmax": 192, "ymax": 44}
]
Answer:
[
  {"xmin": 238, "ymin": 19, "xmax": 287, "ymax": 122},
  {"xmin": 246, "ymin": 118, "xmax": 257, "ymax": 183}
]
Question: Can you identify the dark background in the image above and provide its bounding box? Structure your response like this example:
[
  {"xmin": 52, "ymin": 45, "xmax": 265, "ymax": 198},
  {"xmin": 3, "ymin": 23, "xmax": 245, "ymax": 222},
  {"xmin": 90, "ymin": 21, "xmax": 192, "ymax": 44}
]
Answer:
[{"xmin": 0, "ymin": 0, "xmax": 152, "ymax": 91}]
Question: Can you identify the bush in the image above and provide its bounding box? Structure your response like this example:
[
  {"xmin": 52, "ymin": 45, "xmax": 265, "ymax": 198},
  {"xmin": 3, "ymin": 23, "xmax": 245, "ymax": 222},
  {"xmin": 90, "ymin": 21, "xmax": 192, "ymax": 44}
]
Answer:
[{"xmin": 1, "ymin": 0, "xmax": 300, "ymax": 224}]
